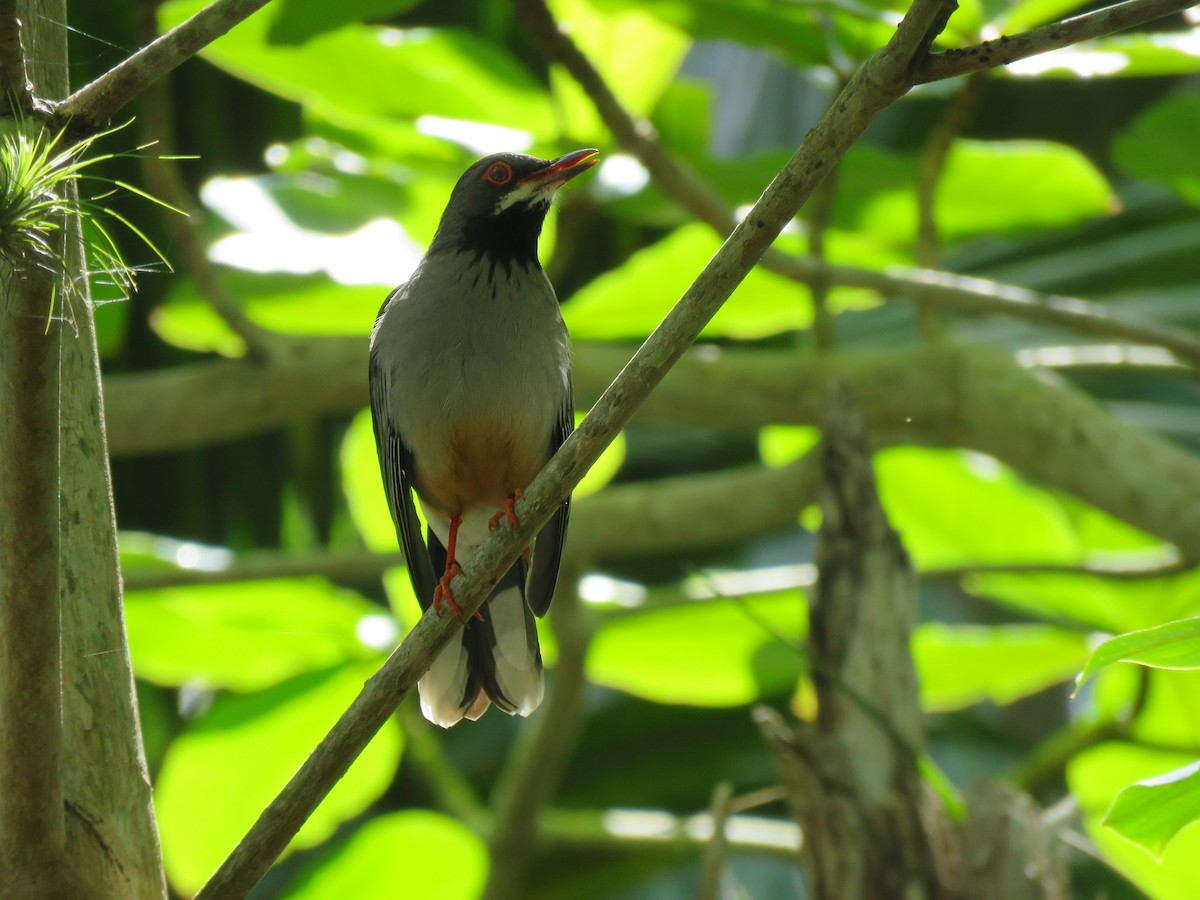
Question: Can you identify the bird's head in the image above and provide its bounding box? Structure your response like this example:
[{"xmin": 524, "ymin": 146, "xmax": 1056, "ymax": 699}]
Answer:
[{"xmin": 431, "ymin": 149, "xmax": 599, "ymax": 270}]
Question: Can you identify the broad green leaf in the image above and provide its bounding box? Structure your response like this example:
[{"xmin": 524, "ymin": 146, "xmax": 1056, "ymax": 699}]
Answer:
[
  {"xmin": 1069, "ymin": 743, "xmax": 1200, "ymax": 899},
  {"xmin": 152, "ymin": 272, "xmax": 385, "ymax": 355},
  {"xmin": 159, "ymin": 1, "xmax": 556, "ymax": 135},
  {"xmin": 286, "ymin": 811, "xmax": 488, "ymax": 898},
  {"xmin": 126, "ymin": 578, "xmax": 386, "ymax": 691},
  {"xmin": 565, "ymin": 223, "xmax": 810, "ymax": 340},
  {"xmin": 1128, "ymin": 670, "xmax": 1200, "ymax": 749},
  {"xmin": 1113, "ymin": 92, "xmax": 1200, "ymax": 207},
  {"xmin": 587, "ymin": 592, "xmax": 806, "ymax": 706},
  {"xmin": 858, "ymin": 140, "xmax": 1113, "ymax": 243},
  {"xmin": 156, "ymin": 664, "xmax": 403, "ymax": 894},
  {"xmin": 914, "ymin": 624, "xmax": 1089, "ymax": 711},
  {"xmin": 758, "ymin": 425, "xmax": 820, "ymax": 468},
  {"xmin": 549, "ymin": 0, "xmax": 689, "ymax": 142},
  {"xmin": 267, "ymin": 0, "xmax": 421, "ymax": 45},
  {"xmin": 1077, "ymin": 618, "xmax": 1200, "ymax": 694},
  {"xmin": 970, "ymin": 566, "xmax": 1200, "ymax": 633},
  {"xmin": 1104, "ymin": 761, "xmax": 1200, "ymax": 860},
  {"xmin": 875, "ymin": 447, "xmax": 1080, "ymax": 569}
]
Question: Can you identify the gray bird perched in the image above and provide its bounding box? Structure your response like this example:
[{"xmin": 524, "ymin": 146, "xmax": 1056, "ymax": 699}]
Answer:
[{"xmin": 369, "ymin": 148, "xmax": 598, "ymax": 728}]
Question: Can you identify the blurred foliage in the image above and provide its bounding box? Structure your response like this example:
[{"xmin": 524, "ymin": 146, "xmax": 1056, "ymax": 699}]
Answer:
[{"xmin": 61, "ymin": 0, "xmax": 1200, "ymax": 895}]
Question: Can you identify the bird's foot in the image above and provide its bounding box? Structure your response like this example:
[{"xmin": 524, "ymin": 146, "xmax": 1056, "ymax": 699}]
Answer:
[
  {"xmin": 432, "ymin": 562, "xmax": 478, "ymax": 621},
  {"xmin": 488, "ymin": 490, "xmax": 523, "ymax": 531}
]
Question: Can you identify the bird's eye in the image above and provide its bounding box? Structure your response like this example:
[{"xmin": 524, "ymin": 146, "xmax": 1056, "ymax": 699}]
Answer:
[{"xmin": 483, "ymin": 161, "xmax": 513, "ymax": 185}]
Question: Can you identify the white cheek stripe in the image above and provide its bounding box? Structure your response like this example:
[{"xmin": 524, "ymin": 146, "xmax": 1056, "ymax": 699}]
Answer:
[{"xmin": 494, "ymin": 180, "xmax": 553, "ymax": 213}]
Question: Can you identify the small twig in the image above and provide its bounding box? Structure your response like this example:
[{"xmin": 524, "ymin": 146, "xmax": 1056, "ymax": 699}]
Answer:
[
  {"xmin": 916, "ymin": 0, "xmax": 1200, "ymax": 84},
  {"xmin": 55, "ymin": 0, "xmax": 274, "ymax": 130},
  {"xmin": 698, "ymin": 782, "xmax": 735, "ymax": 900}
]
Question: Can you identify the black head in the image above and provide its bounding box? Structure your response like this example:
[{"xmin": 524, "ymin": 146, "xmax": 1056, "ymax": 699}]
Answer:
[{"xmin": 430, "ymin": 149, "xmax": 599, "ymax": 272}]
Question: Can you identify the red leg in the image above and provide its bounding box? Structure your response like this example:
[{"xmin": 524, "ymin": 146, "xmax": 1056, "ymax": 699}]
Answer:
[{"xmin": 432, "ymin": 514, "xmax": 464, "ymax": 620}]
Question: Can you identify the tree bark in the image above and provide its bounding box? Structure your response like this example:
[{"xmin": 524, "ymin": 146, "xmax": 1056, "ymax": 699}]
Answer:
[{"xmin": 0, "ymin": 1, "xmax": 166, "ymax": 895}]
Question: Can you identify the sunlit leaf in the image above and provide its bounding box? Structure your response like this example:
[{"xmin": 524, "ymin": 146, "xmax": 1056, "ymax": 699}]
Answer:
[
  {"xmin": 267, "ymin": 0, "xmax": 421, "ymax": 45},
  {"xmin": 158, "ymin": 1, "xmax": 557, "ymax": 135},
  {"xmin": 286, "ymin": 810, "xmax": 487, "ymax": 898},
  {"xmin": 587, "ymin": 592, "xmax": 806, "ymax": 706},
  {"xmin": 1005, "ymin": 31, "xmax": 1200, "ymax": 79},
  {"xmin": 151, "ymin": 272, "xmax": 384, "ymax": 355},
  {"xmin": 914, "ymin": 623, "xmax": 1089, "ymax": 711},
  {"xmin": 875, "ymin": 447, "xmax": 1080, "ymax": 569},
  {"xmin": 565, "ymin": 223, "xmax": 811, "ymax": 340},
  {"xmin": 758, "ymin": 425, "xmax": 820, "ymax": 468},
  {"xmin": 857, "ymin": 140, "xmax": 1114, "ymax": 244},
  {"xmin": 1113, "ymin": 91, "xmax": 1200, "ymax": 207},
  {"xmin": 1077, "ymin": 618, "xmax": 1200, "ymax": 694},
  {"xmin": 1070, "ymin": 743, "xmax": 1200, "ymax": 898},
  {"xmin": 1104, "ymin": 761, "xmax": 1200, "ymax": 860},
  {"xmin": 548, "ymin": 0, "xmax": 689, "ymax": 142},
  {"xmin": 156, "ymin": 664, "xmax": 403, "ymax": 894},
  {"xmin": 126, "ymin": 578, "xmax": 385, "ymax": 691},
  {"xmin": 971, "ymin": 566, "xmax": 1200, "ymax": 634}
]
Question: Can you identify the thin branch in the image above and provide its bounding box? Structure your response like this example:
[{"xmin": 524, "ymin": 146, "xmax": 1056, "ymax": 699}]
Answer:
[
  {"xmin": 916, "ymin": 0, "xmax": 1200, "ymax": 84},
  {"xmin": 698, "ymin": 782, "xmax": 735, "ymax": 900},
  {"xmin": 194, "ymin": 2, "xmax": 956, "ymax": 892},
  {"xmin": 55, "ymin": 0, "xmax": 274, "ymax": 129},
  {"xmin": 514, "ymin": 0, "xmax": 1200, "ymax": 366}
]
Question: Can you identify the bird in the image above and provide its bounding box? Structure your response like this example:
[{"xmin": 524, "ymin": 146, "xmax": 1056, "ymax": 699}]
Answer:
[{"xmin": 369, "ymin": 148, "xmax": 598, "ymax": 728}]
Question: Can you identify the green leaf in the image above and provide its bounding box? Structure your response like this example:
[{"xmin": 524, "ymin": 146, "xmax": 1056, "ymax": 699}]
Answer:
[
  {"xmin": 548, "ymin": 0, "xmax": 689, "ymax": 142},
  {"xmin": 1113, "ymin": 92, "xmax": 1200, "ymax": 207},
  {"xmin": 126, "ymin": 578, "xmax": 387, "ymax": 691},
  {"xmin": 158, "ymin": 1, "xmax": 556, "ymax": 135},
  {"xmin": 875, "ymin": 447, "xmax": 1080, "ymax": 569},
  {"xmin": 994, "ymin": 0, "xmax": 1083, "ymax": 32},
  {"xmin": 286, "ymin": 810, "xmax": 488, "ymax": 898},
  {"xmin": 565, "ymin": 223, "xmax": 811, "ymax": 340},
  {"xmin": 914, "ymin": 624, "xmax": 1089, "ymax": 711},
  {"xmin": 758, "ymin": 425, "xmax": 820, "ymax": 468},
  {"xmin": 1104, "ymin": 761, "xmax": 1200, "ymax": 860},
  {"xmin": 587, "ymin": 592, "xmax": 806, "ymax": 706},
  {"xmin": 1078, "ymin": 618, "xmax": 1200, "ymax": 694},
  {"xmin": 267, "ymin": 0, "xmax": 421, "ymax": 45},
  {"xmin": 1069, "ymin": 743, "xmax": 1200, "ymax": 900},
  {"xmin": 156, "ymin": 664, "xmax": 403, "ymax": 894},
  {"xmin": 969, "ymin": 565, "xmax": 1200, "ymax": 634},
  {"xmin": 857, "ymin": 140, "xmax": 1114, "ymax": 243},
  {"xmin": 152, "ymin": 272, "xmax": 385, "ymax": 355}
]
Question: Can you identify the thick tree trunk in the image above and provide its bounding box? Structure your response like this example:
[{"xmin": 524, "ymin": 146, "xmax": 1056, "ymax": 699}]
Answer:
[
  {"xmin": 0, "ymin": 1, "xmax": 166, "ymax": 895},
  {"xmin": 758, "ymin": 387, "xmax": 1068, "ymax": 898}
]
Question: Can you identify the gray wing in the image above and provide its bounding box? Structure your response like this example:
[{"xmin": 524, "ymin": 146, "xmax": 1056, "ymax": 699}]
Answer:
[
  {"xmin": 525, "ymin": 381, "xmax": 573, "ymax": 617},
  {"xmin": 368, "ymin": 332, "xmax": 439, "ymax": 610}
]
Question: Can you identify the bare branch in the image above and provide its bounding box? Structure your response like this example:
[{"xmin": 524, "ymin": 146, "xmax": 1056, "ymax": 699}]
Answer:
[
  {"xmin": 0, "ymin": 0, "xmax": 35, "ymax": 115},
  {"xmin": 55, "ymin": 0, "xmax": 273, "ymax": 128},
  {"xmin": 916, "ymin": 0, "xmax": 1200, "ymax": 84}
]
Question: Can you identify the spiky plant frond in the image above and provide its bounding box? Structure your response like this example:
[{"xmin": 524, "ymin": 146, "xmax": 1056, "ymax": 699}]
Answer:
[{"xmin": 0, "ymin": 119, "xmax": 178, "ymax": 331}]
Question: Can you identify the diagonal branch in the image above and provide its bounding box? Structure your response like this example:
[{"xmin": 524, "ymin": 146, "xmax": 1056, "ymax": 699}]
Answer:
[
  {"xmin": 55, "ymin": 0, "xmax": 273, "ymax": 129},
  {"xmin": 515, "ymin": 0, "xmax": 1200, "ymax": 366},
  {"xmin": 193, "ymin": 0, "xmax": 958, "ymax": 894},
  {"xmin": 916, "ymin": 0, "xmax": 1200, "ymax": 84}
]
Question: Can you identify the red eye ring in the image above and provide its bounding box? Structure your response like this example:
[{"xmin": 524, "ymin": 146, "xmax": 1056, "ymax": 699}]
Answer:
[{"xmin": 483, "ymin": 161, "xmax": 513, "ymax": 185}]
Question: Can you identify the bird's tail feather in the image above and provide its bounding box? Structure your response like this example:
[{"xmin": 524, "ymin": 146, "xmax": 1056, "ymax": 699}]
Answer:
[{"xmin": 418, "ymin": 561, "xmax": 543, "ymax": 728}]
